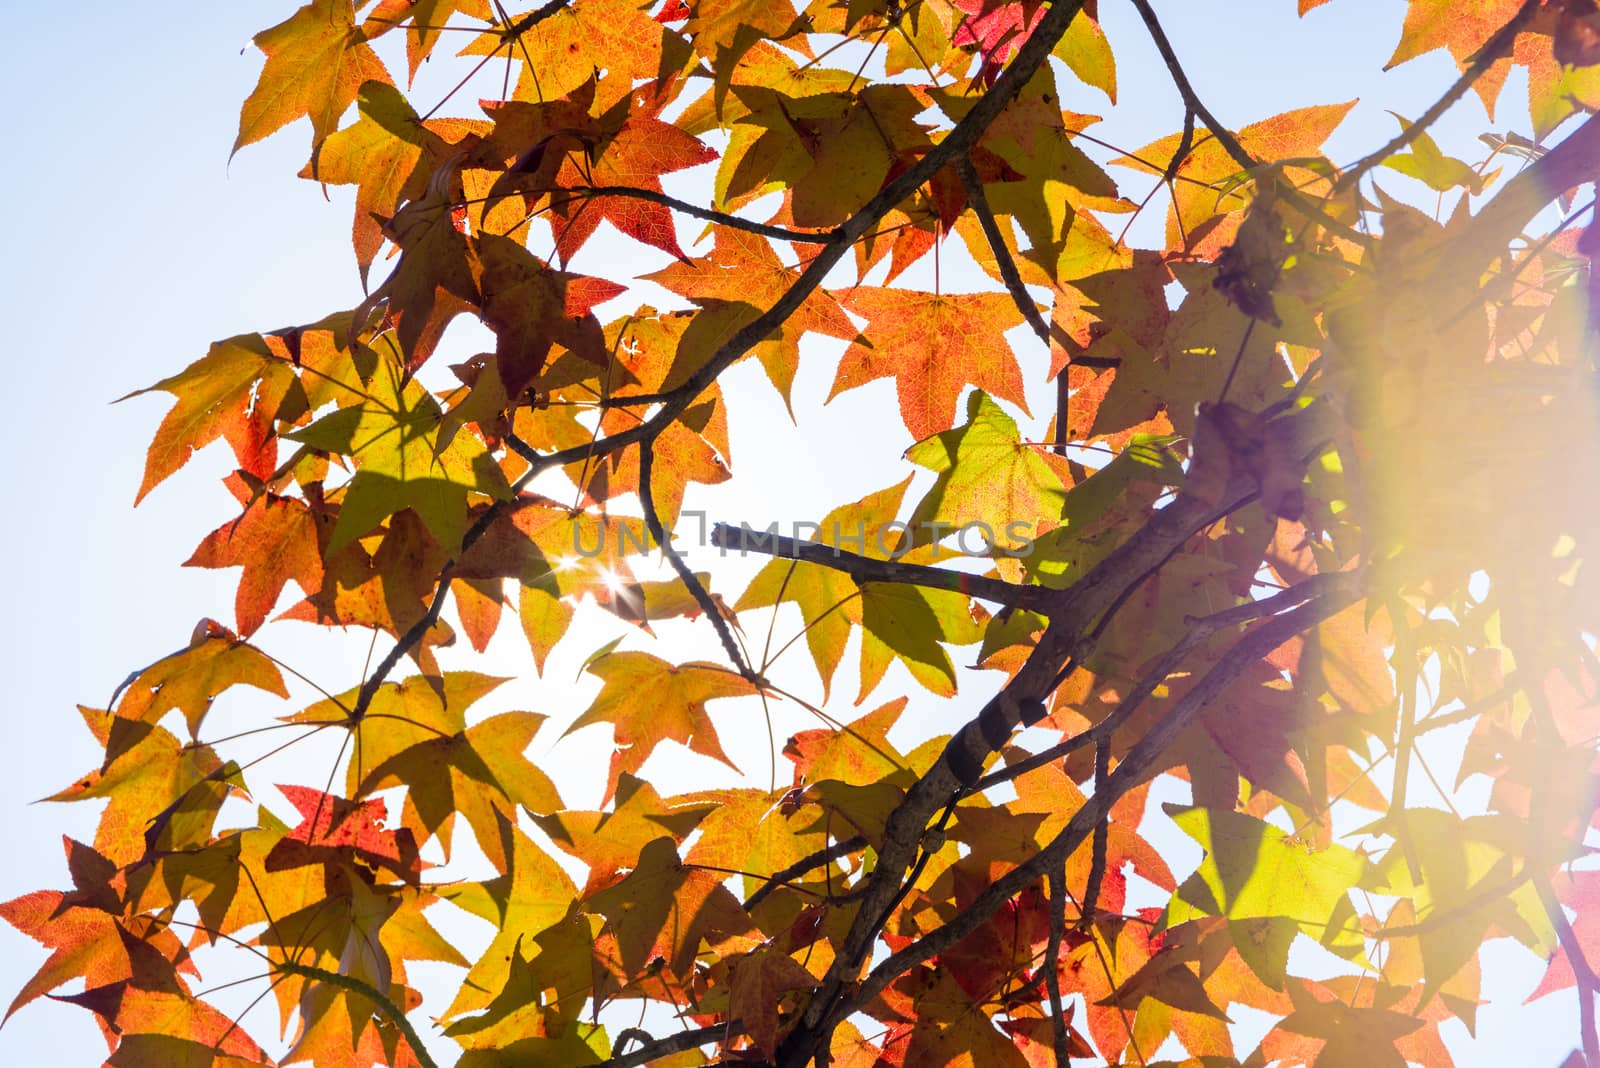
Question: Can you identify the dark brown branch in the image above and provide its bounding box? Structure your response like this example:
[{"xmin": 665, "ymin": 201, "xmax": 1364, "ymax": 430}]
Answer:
[
  {"xmin": 971, "ymin": 569, "xmax": 1359, "ymax": 793},
  {"xmin": 640, "ymin": 444, "xmax": 755, "ymax": 680},
  {"xmin": 743, "ymin": 834, "xmax": 867, "ymax": 911},
  {"xmin": 816, "ymin": 584, "xmax": 1363, "ymax": 1034},
  {"xmin": 1332, "ymin": 0, "xmax": 1541, "ymax": 196},
  {"xmin": 593, "ymin": 1022, "xmax": 726, "ymax": 1068},
  {"xmin": 1127, "ymin": 0, "xmax": 1256, "ymax": 175},
  {"xmin": 709, "ymin": 522, "xmax": 1049, "ymax": 611},
  {"xmin": 956, "ymin": 156, "xmax": 1050, "ymax": 345},
  {"xmin": 1044, "ymin": 867, "xmax": 1072, "ymax": 1065},
  {"xmin": 568, "ymin": 185, "xmax": 838, "ymax": 245},
  {"xmin": 1079, "ymin": 739, "xmax": 1110, "ymax": 927},
  {"xmin": 503, "ymin": 0, "xmax": 568, "ymax": 39},
  {"xmin": 781, "ymin": 455, "xmax": 1266, "ymax": 1062}
]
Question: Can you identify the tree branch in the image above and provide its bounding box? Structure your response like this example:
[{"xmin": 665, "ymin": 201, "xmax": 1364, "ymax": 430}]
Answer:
[
  {"xmin": 593, "ymin": 1022, "xmax": 726, "ymax": 1068},
  {"xmin": 744, "ymin": 834, "xmax": 867, "ymax": 911},
  {"xmin": 956, "ymin": 156, "xmax": 1050, "ymax": 345},
  {"xmin": 1537, "ymin": 874, "xmax": 1600, "ymax": 1066},
  {"xmin": 1332, "ymin": 0, "xmax": 1542, "ymax": 196},
  {"xmin": 709, "ymin": 522, "xmax": 1049, "ymax": 611},
  {"xmin": 813, "ymin": 583, "xmax": 1364, "ymax": 1036},
  {"xmin": 970, "ymin": 569, "xmax": 1359, "ymax": 793},
  {"xmin": 1044, "ymin": 865, "xmax": 1072, "ymax": 1065},
  {"xmin": 641, "ymin": 443, "xmax": 756, "ymax": 680},
  {"xmin": 780, "ymin": 456, "xmax": 1266, "ymax": 1062},
  {"xmin": 1126, "ymin": 0, "xmax": 1256, "ymax": 175},
  {"xmin": 276, "ymin": 961, "xmax": 439, "ymax": 1068},
  {"xmin": 566, "ymin": 185, "xmax": 839, "ymax": 245}
]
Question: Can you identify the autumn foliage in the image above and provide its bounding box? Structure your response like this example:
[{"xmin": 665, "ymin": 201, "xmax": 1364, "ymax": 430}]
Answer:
[{"xmin": 15, "ymin": 0, "xmax": 1600, "ymax": 1065}]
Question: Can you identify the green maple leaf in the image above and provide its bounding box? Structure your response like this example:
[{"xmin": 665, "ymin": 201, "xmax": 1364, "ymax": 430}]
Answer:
[
  {"xmin": 289, "ymin": 348, "xmax": 512, "ymax": 552},
  {"xmin": 907, "ymin": 390, "xmax": 1069, "ymax": 553},
  {"xmin": 1163, "ymin": 805, "xmax": 1371, "ymax": 954}
]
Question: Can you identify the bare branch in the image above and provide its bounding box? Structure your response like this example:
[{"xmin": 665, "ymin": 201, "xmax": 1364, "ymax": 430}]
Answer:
[
  {"xmin": 971, "ymin": 569, "xmax": 1359, "ymax": 793},
  {"xmin": 593, "ymin": 1022, "xmax": 726, "ymax": 1068},
  {"xmin": 1044, "ymin": 866, "xmax": 1072, "ymax": 1065},
  {"xmin": 1126, "ymin": 0, "xmax": 1256, "ymax": 175}
]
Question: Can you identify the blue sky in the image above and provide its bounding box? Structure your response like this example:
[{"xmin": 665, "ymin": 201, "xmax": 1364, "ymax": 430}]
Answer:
[{"xmin": 0, "ymin": 2, "xmax": 1584, "ymax": 1064}]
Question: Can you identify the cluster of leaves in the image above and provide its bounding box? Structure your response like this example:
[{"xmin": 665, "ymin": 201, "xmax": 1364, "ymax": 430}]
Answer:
[{"xmin": 12, "ymin": 0, "xmax": 1600, "ymax": 1065}]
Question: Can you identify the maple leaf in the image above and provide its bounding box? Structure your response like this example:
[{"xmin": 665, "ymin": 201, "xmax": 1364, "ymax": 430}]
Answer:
[
  {"xmin": 440, "ymin": 816, "xmax": 580, "ymax": 1019},
  {"xmin": 0, "ymin": 840, "xmax": 189, "ymax": 1020},
  {"xmin": 737, "ymin": 478, "xmax": 913, "ymax": 696},
  {"xmin": 185, "ymin": 474, "xmax": 327, "ymax": 636},
  {"xmin": 473, "ymin": 233, "xmax": 625, "ymax": 397},
  {"xmin": 548, "ymin": 101, "xmax": 718, "ymax": 263},
  {"xmin": 564, "ymin": 650, "xmax": 758, "ymax": 804},
  {"xmin": 906, "ymin": 390, "xmax": 1070, "ymax": 554},
  {"xmin": 127, "ymin": 334, "xmax": 301, "ymax": 503},
  {"xmin": 535, "ymin": 772, "xmax": 714, "ymax": 893},
  {"xmin": 830, "ymin": 288, "xmax": 1030, "ymax": 440},
  {"xmin": 727, "ymin": 944, "xmax": 818, "ymax": 1057},
  {"xmin": 289, "ymin": 348, "xmax": 512, "ymax": 552},
  {"xmin": 113, "ymin": 634, "xmax": 288, "ymax": 739},
  {"xmin": 1384, "ymin": 0, "xmax": 1527, "ymax": 113},
  {"xmin": 278, "ymin": 508, "xmax": 457, "ymax": 673},
  {"xmin": 588, "ymin": 836, "xmax": 759, "ymax": 982},
  {"xmin": 1117, "ymin": 101, "xmax": 1355, "ymax": 253},
  {"xmin": 287, "ymin": 672, "xmax": 561, "ymax": 869},
  {"xmin": 891, "ymin": 966, "xmax": 1029, "ymax": 1067},
  {"xmin": 857, "ymin": 581, "xmax": 983, "ymax": 702},
  {"xmin": 364, "ymin": 0, "xmax": 491, "ymax": 80},
  {"xmin": 234, "ymin": 0, "xmax": 392, "ymax": 156},
  {"xmin": 266, "ymin": 784, "xmax": 422, "ymax": 885},
  {"xmin": 302, "ymin": 80, "xmax": 477, "ymax": 281},
  {"xmin": 1272, "ymin": 982, "xmax": 1426, "ymax": 1068},
  {"xmin": 784, "ymin": 696, "xmax": 912, "ymax": 786},
  {"xmin": 54, "ymin": 985, "xmax": 271, "ymax": 1066},
  {"xmin": 1163, "ymin": 805, "xmax": 1372, "ymax": 954},
  {"xmin": 47, "ymin": 708, "xmax": 233, "ymax": 866},
  {"xmin": 724, "ymin": 84, "xmax": 934, "ymax": 228},
  {"xmin": 644, "ymin": 224, "xmax": 858, "ymax": 407}
]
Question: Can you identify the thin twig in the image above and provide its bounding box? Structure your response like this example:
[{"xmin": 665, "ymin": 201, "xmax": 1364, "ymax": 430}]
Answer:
[
  {"xmin": 1044, "ymin": 866, "xmax": 1072, "ymax": 1065},
  {"xmin": 1079, "ymin": 738, "xmax": 1110, "ymax": 927},
  {"xmin": 565, "ymin": 186, "xmax": 838, "ymax": 245},
  {"xmin": 956, "ymin": 156, "xmax": 1050, "ymax": 344},
  {"xmin": 639, "ymin": 443, "xmax": 755, "ymax": 679},
  {"xmin": 1126, "ymin": 0, "xmax": 1256, "ymax": 175},
  {"xmin": 744, "ymin": 835, "xmax": 868, "ymax": 910},
  {"xmin": 1332, "ymin": 0, "xmax": 1542, "ymax": 196},
  {"xmin": 276, "ymin": 961, "xmax": 439, "ymax": 1068}
]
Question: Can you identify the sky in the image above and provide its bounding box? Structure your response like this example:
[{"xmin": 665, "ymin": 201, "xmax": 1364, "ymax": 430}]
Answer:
[{"xmin": 0, "ymin": 1, "xmax": 1585, "ymax": 1064}]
